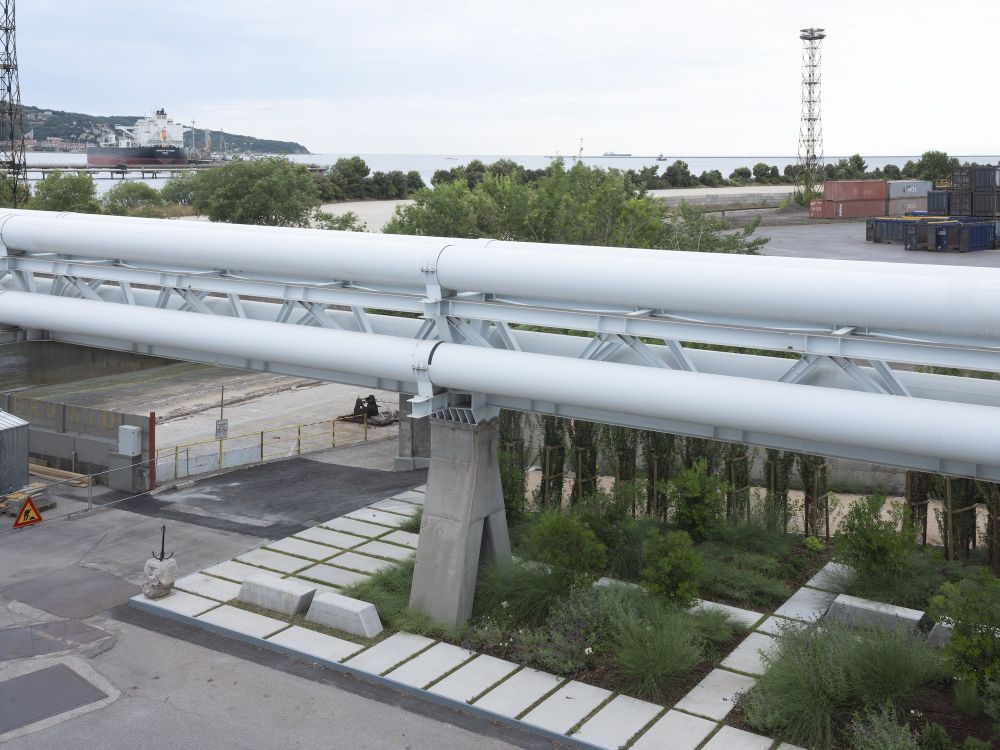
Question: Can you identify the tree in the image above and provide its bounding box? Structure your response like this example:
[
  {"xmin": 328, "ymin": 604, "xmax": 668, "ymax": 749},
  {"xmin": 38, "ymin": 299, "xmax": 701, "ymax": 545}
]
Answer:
[
  {"xmin": 729, "ymin": 166, "xmax": 752, "ymax": 184},
  {"xmin": 752, "ymin": 162, "xmax": 774, "ymax": 183},
  {"xmin": 847, "ymin": 153, "xmax": 868, "ymax": 176},
  {"xmin": 882, "ymin": 163, "xmax": 902, "ymax": 180},
  {"xmin": 161, "ymin": 172, "xmax": 196, "ymax": 205},
  {"xmin": 313, "ymin": 209, "xmax": 367, "ymax": 232},
  {"xmin": 660, "ymin": 203, "xmax": 767, "ymax": 255},
  {"xmin": 102, "ymin": 181, "xmax": 164, "ymax": 215},
  {"xmin": 664, "ymin": 160, "xmax": 697, "ymax": 187},
  {"xmin": 29, "ymin": 171, "xmax": 99, "ymax": 213},
  {"xmin": 190, "ymin": 157, "xmax": 320, "ymax": 226},
  {"xmin": 911, "ymin": 151, "xmax": 959, "ymax": 181},
  {"xmin": 698, "ymin": 169, "xmax": 725, "ymax": 187}
]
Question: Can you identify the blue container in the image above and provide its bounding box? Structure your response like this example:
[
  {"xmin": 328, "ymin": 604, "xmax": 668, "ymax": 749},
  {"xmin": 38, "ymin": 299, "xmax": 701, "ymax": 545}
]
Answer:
[
  {"xmin": 927, "ymin": 190, "xmax": 950, "ymax": 216},
  {"xmin": 962, "ymin": 221, "xmax": 996, "ymax": 251},
  {"xmin": 972, "ymin": 166, "xmax": 999, "ymax": 193}
]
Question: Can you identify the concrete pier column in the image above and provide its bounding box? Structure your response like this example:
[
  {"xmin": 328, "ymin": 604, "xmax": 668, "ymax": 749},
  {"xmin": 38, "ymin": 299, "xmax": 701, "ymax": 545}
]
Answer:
[
  {"xmin": 394, "ymin": 393, "xmax": 431, "ymax": 471},
  {"xmin": 409, "ymin": 416, "xmax": 511, "ymax": 627}
]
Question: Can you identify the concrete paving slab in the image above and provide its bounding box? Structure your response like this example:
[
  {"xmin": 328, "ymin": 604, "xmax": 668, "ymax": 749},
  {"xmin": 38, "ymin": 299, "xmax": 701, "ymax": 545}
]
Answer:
[
  {"xmin": 346, "ymin": 508, "xmax": 410, "ymax": 528},
  {"xmin": 805, "ymin": 561, "xmax": 854, "ymax": 593},
  {"xmin": 131, "ymin": 591, "xmax": 219, "ymax": 618},
  {"xmin": 238, "ymin": 574, "xmax": 315, "ymax": 616},
  {"xmin": 777, "ymin": 743, "xmax": 809, "ymax": 750},
  {"xmin": 236, "ymin": 549, "xmax": 311, "ymax": 574},
  {"xmin": 368, "ymin": 499, "xmax": 420, "ymax": 516},
  {"xmin": 382, "ymin": 530, "xmax": 420, "ymax": 549},
  {"xmin": 756, "ymin": 615, "xmax": 807, "ymax": 636},
  {"xmin": 629, "ymin": 709, "xmax": 717, "ymax": 750},
  {"xmin": 296, "ymin": 564, "xmax": 370, "ymax": 589},
  {"xmin": 266, "ymin": 625, "xmax": 363, "ymax": 663},
  {"xmin": 674, "ymin": 669, "xmax": 756, "ymax": 721},
  {"xmin": 473, "ymin": 667, "xmax": 564, "ymax": 719},
  {"xmin": 692, "ymin": 599, "xmax": 763, "ymax": 628},
  {"xmin": 327, "ymin": 551, "xmax": 395, "ymax": 574},
  {"xmin": 293, "ymin": 526, "xmax": 362, "ymax": 549},
  {"xmin": 520, "ymin": 680, "xmax": 612, "ymax": 734},
  {"xmin": 411, "ymin": 485, "xmax": 427, "ymax": 493},
  {"xmin": 321, "ymin": 517, "xmax": 390, "ymax": 538},
  {"xmin": 263, "ymin": 537, "xmax": 339, "ymax": 562},
  {"xmin": 773, "ymin": 586, "xmax": 837, "ymax": 623},
  {"xmin": 384, "ymin": 642, "xmax": 475, "ymax": 689},
  {"xmin": 427, "ymin": 654, "xmax": 519, "ymax": 703},
  {"xmin": 572, "ymin": 694, "xmax": 662, "ymax": 750},
  {"xmin": 354, "ymin": 541, "xmax": 414, "ymax": 563},
  {"xmin": 196, "ymin": 604, "xmax": 289, "ymax": 639},
  {"xmin": 201, "ymin": 560, "xmax": 271, "ymax": 583},
  {"xmin": 391, "ymin": 490, "xmax": 425, "ymax": 505},
  {"xmin": 306, "ymin": 592, "xmax": 382, "ymax": 638},
  {"xmin": 342, "ymin": 632, "xmax": 435, "ymax": 675},
  {"xmin": 700, "ymin": 725, "xmax": 774, "ymax": 750},
  {"xmin": 720, "ymin": 632, "xmax": 777, "ymax": 676},
  {"xmin": 174, "ymin": 573, "xmax": 242, "ymax": 602}
]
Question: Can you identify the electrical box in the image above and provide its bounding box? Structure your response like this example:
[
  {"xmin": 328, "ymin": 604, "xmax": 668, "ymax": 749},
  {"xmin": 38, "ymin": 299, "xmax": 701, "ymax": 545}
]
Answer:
[{"xmin": 118, "ymin": 425, "xmax": 142, "ymax": 457}]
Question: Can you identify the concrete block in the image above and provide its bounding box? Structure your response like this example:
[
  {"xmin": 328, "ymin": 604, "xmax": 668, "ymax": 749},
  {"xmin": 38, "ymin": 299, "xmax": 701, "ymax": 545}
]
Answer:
[
  {"xmin": 296, "ymin": 564, "xmax": 370, "ymax": 589},
  {"xmin": 368, "ymin": 499, "xmax": 421, "ymax": 517},
  {"xmin": 572, "ymin": 694, "xmax": 662, "ymax": 750},
  {"xmin": 321, "ymin": 517, "xmax": 390, "ymax": 539},
  {"xmin": 701, "ymin": 725, "xmax": 774, "ymax": 750},
  {"xmin": 756, "ymin": 616, "xmax": 807, "ymax": 636},
  {"xmin": 720, "ymin": 632, "xmax": 777, "ymax": 676},
  {"xmin": 382, "ymin": 530, "xmax": 420, "ymax": 549},
  {"xmin": 196, "ymin": 605, "xmax": 289, "ymax": 639},
  {"xmin": 805, "ymin": 561, "xmax": 855, "ymax": 593},
  {"xmin": 384, "ymin": 642, "xmax": 474, "ymax": 689},
  {"xmin": 773, "ymin": 586, "xmax": 837, "ymax": 623},
  {"xmin": 928, "ymin": 621, "xmax": 953, "ymax": 648},
  {"xmin": 264, "ymin": 537, "xmax": 339, "ymax": 561},
  {"xmin": 326, "ymin": 552, "xmax": 394, "ymax": 575},
  {"xmin": 235, "ymin": 548, "xmax": 310, "ymax": 574},
  {"xmin": 520, "ymin": 680, "xmax": 612, "ymax": 734},
  {"xmin": 141, "ymin": 557, "xmax": 177, "ymax": 599},
  {"xmin": 238, "ymin": 573, "xmax": 316, "ymax": 616},
  {"xmin": 174, "ymin": 573, "xmax": 241, "ymax": 602},
  {"xmin": 342, "ymin": 632, "xmax": 434, "ymax": 675},
  {"xmin": 473, "ymin": 667, "xmax": 563, "ymax": 718},
  {"xmin": 674, "ymin": 668, "xmax": 756, "ymax": 721},
  {"xmin": 630, "ymin": 710, "xmax": 717, "ymax": 750},
  {"xmin": 691, "ymin": 599, "xmax": 763, "ymax": 629},
  {"xmin": 201, "ymin": 560, "xmax": 269, "ymax": 583},
  {"xmin": 427, "ymin": 654, "xmax": 519, "ymax": 703},
  {"xmin": 825, "ymin": 593, "xmax": 923, "ymax": 633},
  {"xmin": 354, "ymin": 541, "xmax": 413, "ymax": 563},
  {"xmin": 294, "ymin": 527, "xmax": 362, "ymax": 549},
  {"xmin": 266, "ymin": 625, "xmax": 364, "ymax": 663},
  {"xmin": 305, "ymin": 591, "xmax": 382, "ymax": 638},
  {"xmin": 131, "ymin": 591, "xmax": 219, "ymax": 618},
  {"xmin": 346, "ymin": 508, "xmax": 409, "ymax": 528}
]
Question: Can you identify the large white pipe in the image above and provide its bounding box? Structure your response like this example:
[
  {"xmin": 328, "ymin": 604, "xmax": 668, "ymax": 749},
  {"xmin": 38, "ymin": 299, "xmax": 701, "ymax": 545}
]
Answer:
[{"xmin": 2, "ymin": 289, "xmax": 999, "ymax": 468}]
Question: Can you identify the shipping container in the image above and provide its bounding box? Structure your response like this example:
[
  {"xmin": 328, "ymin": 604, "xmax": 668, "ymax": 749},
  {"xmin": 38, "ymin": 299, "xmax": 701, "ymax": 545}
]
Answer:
[
  {"xmin": 952, "ymin": 167, "xmax": 972, "ymax": 192},
  {"xmin": 823, "ymin": 180, "xmax": 888, "ymax": 202},
  {"xmin": 950, "ymin": 191, "xmax": 973, "ymax": 216},
  {"xmin": 972, "ymin": 166, "xmax": 1000, "ymax": 193},
  {"xmin": 819, "ymin": 199, "xmax": 887, "ymax": 219},
  {"xmin": 0, "ymin": 410, "xmax": 28, "ymax": 495},
  {"xmin": 927, "ymin": 190, "xmax": 950, "ymax": 216},
  {"xmin": 886, "ymin": 197, "xmax": 928, "ymax": 216},
  {"xmin": 887, "ymin": 180, "xmax": 932, "ymax": 199},
  {"xmin": 809, "ymin": 198, "xmax": 824, "ymax": 219},
  {"xmin": 973, "ymin": 192, "xmax": 1000, "ymax": 217},
  {"xmin": 907, "ymin": 220, "xmax": 996, "ymax": 252}
]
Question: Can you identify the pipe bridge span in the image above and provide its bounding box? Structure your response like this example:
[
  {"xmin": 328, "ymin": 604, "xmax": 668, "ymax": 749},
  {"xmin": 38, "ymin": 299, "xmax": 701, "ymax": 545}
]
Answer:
[{"xmin": 2, "ymin": 208, "xmax": 1000, "ymax": 481}]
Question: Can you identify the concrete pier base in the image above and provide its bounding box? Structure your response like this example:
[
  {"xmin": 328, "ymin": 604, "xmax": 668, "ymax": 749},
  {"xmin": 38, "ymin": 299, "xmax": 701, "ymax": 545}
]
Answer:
[
  {"xmin": 409, "ymin": 417, "xmax": 511, "ymax": 627},
  {"xmin": 395, "ymin": 393, "xmax": 431, "ymax": 471}
]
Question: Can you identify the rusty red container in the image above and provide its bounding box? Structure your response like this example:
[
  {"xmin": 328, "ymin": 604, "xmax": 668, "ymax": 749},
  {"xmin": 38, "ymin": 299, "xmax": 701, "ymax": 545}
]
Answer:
[
  {"xmin": 820, "ymin": 199, "xmax": 887, "ymax": 219},
  {"xmin": 823, "ymin": 180, "xmax": 888, "ymax": 202},
  {"xmin": 809, "ymin": 198, "xmax": 825, "ymax": 218}
]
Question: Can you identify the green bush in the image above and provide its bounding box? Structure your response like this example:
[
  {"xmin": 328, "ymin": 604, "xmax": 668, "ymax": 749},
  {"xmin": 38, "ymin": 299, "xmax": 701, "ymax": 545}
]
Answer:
[
  {"xmin": 846, "ymin": 546, "xmax": 970, "ymax": 610},
  {"xmin": 29, "ymin": 170, "xmax": 100, "ymax": 213},
  {"xmin": 671, "ymin": 459, "xmax": 727, "ymax": 541},
  {"xmin": 919, "ymin": 722, "xmax": 954, "ymax": 750},
  {"xmin": 473, "ymin": 559, "xmax": 568, "ymax": 627},
  {"xmin": 803, "ymin": 535, "xmax": 825, "ymax": 554},
  {"xmin": 610, "ymin": 602, "xmax": 701, "ymax": 699},
  {"xmin": 836, "ymin": 494, "xmax": 916, "ymax": 585},
  {"xmin": 954, "ymin": 677, "xmax": 982, "ymax": 716},
  {"xmin": 984, "ymin": 678, "xmax": 1000, "ymax": 732},
  {"xmin": 606, "ymin": 517, "xmax": 659, "ymax": 582},
  {"xmin": 641, "ymin": 529, "xmax": 701, "ymax": 605},
  {"xmin": 527, "ymin": 511, "xmax": 607, "ymax": 582},
  {"xmin": 697, "ymin": 544, "xmax": 791, "ymax": 609},
  {"xmin": 961, "ymin": 738, "xmax": 991, "ymax": 750},
  {"xmin": 849, "ymin": 705, "xmax": 918, "ymax": 750},
  {"xmin": 102, "ymin": 181, "xmax": 163, "ymax": 215},
  {"xmin": 929, "ymin": 569, "xmax": 1000, "ymax": 682},
  {"xmin": 687, "ymin": 606, "xmax": 741, "ymax": 651},
  {"xmin": 743, "ymin": 624, "xmax": 950, "ymax": 749}
]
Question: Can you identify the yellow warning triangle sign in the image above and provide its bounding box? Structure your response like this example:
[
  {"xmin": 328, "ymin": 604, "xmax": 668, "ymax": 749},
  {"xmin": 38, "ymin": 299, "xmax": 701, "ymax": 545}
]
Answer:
[{"xmin": 13, "ymin": 497, "xmax": 43, "ymax": 529}]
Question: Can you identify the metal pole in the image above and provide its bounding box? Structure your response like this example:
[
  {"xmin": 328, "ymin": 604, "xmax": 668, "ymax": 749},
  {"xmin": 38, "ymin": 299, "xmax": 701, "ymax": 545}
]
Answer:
[
  {"xmin": 87, "ymin": 476, "xmax": 93, "ymax": 511},
  {"xmin": 174, "ymin": 445, "xmax": 178, "ymax": 481},
  {"xmin": 260, "ymin": 430, "xmax": 264, "ymax": 462},
  {"xmin": 332, "ymin": 418, "xmax": 336, "ymax": 448},
  {"xmin": 363, "ymin": 413, "xmax": 368, "ymax": 441},
  {"xmin": 220, "ymin": 385, "xmax": 224, "ymax": 420},
  {"xmin": 946, "ymin": 477, "xmax": 955, "ymax": 561},
  {"xmin": 297, "ymin": 424, "xmax": 301, "ymax": 455}
]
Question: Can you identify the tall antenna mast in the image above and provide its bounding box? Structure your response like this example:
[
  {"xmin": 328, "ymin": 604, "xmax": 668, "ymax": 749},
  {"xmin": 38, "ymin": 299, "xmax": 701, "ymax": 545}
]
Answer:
[
  {"xmin": 0, "ymin": 1, "xmax": 26, "ymax": 206},
  {"xmin": 797, "ymin": 27, "xmax": 825, "ymax": 198}
]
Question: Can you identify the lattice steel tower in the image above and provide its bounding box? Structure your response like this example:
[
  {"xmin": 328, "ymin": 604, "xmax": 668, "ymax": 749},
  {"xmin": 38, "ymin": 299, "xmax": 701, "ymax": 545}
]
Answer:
[
  {"xmin": 797, "ymin": 27, "xmax": 825, "ymax": 197},
  {"xmin": 0, "ymin": 1, "xmax": 26, "ymax": 206}
]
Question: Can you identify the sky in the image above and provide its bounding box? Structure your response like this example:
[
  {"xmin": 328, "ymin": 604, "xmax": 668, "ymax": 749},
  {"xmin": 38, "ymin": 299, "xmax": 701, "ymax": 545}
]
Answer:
[{"xmin": 18, "ymin": 1, "xmax": 1000, "ymax": 156}]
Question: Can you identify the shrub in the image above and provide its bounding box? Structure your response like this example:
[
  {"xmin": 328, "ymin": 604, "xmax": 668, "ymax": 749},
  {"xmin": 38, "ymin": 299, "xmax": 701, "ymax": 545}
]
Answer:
[
  {"xmin": 961, "ymin": 739, "xmax": 991, "ymax": 750},
  {"xmin": 984, "ymin": 678, "xmax": 1000, "ymax": 731},
  {"xmin": 641, "ymin": 529, "xmax": 701, "ymax": 605},
  {"xmin": 919, "ymin": 722, "xmax": 954, "ymax": 750},
  {"xmin": 606, "ymin": 517, "xmax": 659, "ymax": 582},
  {"xmin": 102, "ymin": 181, "xmax": 164, "ymax": 215},
  {"xmin": 929, "ymin": 569, "xmax": 1000, "ymax": 682},
  {"xmin": 686, "ymin": 606, "xmax": 741, "ymax": 651},
  {"xmin": 803, "ymin": 535, "xmax": 825, "ymax": 554},
  {"xmin": 671, "ymin": 459, "xmax": 726, "ymax": 541},
  {"xmin": 697, "ymin": 545, "xmax": 790, "ymax": 609},
  {"xmin": 849, "ymin": 705, "xmax": 918, "ymax": 750},
  {"xmin": 742, "ymin": 624, "xmax": 950, "ymax": 749},
  {"xmin": 955, "ymin": 677, "xmax": 981, "ymax": 716},
  {"xmin": 527, "ymin": 511, "xmax": 607, "ymax": 582},
  {"xmin": 835, "ymin": 494, "xmax": 916, "ymax": 585},
  {"xmin": 473, "ymin": 559, "xmax": 568, "ymax": 627},
  {"xmin": 610, "ymin": 602, "xmax": 701, "ymax": 699}
]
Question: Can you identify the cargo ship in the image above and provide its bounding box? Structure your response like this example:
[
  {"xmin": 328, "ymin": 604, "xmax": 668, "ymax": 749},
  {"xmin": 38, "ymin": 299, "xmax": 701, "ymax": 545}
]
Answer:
[{"xmin": 86, "ymin": 109, "xmax": 189, "ymax": 167}]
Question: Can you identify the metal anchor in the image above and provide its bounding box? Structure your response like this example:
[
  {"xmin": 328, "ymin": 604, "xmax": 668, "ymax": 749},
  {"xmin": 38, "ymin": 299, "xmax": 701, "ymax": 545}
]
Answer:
[{"xmin": 153, "ymin": 524, "xmax": 174, "ymax": 561}]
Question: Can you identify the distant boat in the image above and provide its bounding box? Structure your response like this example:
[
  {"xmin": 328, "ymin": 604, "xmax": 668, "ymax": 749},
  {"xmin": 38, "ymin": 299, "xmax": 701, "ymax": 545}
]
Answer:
[
  {"xmin": 602, "ymin": 151, "xmax": 632, "ymax": 157},
  {"xmin": 656, "ymin": 154, "xmax": 668, "ymax": 161}
]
